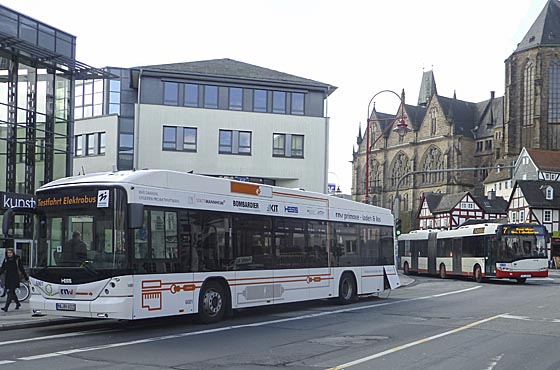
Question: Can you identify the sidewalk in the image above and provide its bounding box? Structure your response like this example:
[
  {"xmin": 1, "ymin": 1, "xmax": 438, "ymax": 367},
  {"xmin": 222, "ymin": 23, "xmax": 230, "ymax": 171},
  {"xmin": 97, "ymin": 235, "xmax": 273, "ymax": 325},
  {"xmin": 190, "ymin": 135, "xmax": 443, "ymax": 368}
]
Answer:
[{"xmin": 0, "ymin": 298, "xmax": 84, "ymax": 331}]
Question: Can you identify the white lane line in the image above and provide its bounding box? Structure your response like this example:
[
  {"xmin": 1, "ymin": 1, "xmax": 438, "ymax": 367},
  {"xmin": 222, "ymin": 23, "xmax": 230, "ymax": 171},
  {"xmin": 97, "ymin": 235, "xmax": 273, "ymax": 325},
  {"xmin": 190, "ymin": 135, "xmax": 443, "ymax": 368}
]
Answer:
[
  {"xmin": 0, "ymin": 361, "xmax": 15, "ymax": 365},
  {"xmin": 16, "ymin": 286, "xmax": 482, "ymax": 362},
  {"xmin": 500, "ymin": 314, "xmax": 560, "ymax": 324},
  {"xmin": 0, "ymin": 329, "xmax": 113, "ymax": 347},
  {"xmin": 326, "ymin": 313, "xmax": 505, "ymax": 370},
  {"xmin": 484, "ymin": 354, "xmax": 504, "ymax": 370}
]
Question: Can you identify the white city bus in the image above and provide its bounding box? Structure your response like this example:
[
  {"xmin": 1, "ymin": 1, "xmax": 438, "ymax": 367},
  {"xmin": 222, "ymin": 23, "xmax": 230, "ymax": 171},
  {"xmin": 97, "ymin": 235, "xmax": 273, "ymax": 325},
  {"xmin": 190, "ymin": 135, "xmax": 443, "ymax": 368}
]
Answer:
[
  {"xmin": 28, "ymin": 170, "xmax": 400, "ymax": 322},
  {"xmin": 398, "ymin": 223, "xmax": 549, "ymax": 283}
]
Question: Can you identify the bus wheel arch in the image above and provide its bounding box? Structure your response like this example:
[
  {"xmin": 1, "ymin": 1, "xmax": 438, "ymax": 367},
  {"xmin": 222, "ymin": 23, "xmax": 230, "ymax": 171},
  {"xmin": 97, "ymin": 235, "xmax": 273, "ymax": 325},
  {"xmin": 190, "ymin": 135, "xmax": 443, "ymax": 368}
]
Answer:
[
  {"xmin": 403, "ymin": 262, "xmax": 410, "ymax": 275},
  {"xmin": 338, "ymin": 271, "xmax": 357, "ymax": 305},
  {"xmin": 473, "ymin": 264, "xmax": 483, "ymax": 283},
  {"xmin": 198, "ymin": 278, "xmax": 230, "ymax": 324},
  {"xmin": 439, "ymin": 263, "xmax": 447, "ymax": 279}
]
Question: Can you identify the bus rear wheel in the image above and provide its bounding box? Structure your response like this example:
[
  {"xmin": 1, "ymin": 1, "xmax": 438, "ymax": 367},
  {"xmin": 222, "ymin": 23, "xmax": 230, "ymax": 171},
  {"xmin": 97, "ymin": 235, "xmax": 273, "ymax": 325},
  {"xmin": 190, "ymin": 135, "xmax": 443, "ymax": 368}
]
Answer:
[
  {"xmin": 198, "ymin": 281, "xmax": 227, "ymax": 324},
  {"xmin": 473, "ymin": 265, "xmax": 483, "ymax": 283},
  {"xmin": 439, "ymin": 264, "xmax": 447, "ymax": 279},
  {"xmin": 338, "ymin": 273, "xmax": 357, "ymax": 305},
  {"xmin": 403, "ymin": 262, "xmax": 410, "ymax": 275}
]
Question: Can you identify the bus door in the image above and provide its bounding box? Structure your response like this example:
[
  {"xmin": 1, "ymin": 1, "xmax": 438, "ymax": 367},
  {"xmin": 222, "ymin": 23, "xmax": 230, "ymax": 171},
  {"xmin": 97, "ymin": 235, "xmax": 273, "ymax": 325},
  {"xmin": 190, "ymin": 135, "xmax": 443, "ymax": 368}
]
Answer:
[
  {"xmin": 452, "ymin": 238, "xmax": 462, "ymax": 275},
  {"xmin": 485, "ymin": 236, "xmax": 497, "ymax": 276},
  {"xmin": 411, "ymin": 243, "xmax": 419, "ymax": 272},
  {"xmin": 427, "ymin": 233, "xmax": 437, "ymax": 274}
]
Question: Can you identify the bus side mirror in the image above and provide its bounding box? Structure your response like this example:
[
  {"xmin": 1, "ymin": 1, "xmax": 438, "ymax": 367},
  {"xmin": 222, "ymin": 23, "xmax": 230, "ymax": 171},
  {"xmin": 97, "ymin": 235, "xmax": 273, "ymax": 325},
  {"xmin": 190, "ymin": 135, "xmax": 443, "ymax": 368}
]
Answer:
[
  {"xmin": 2, "ymin": 208, "xmax": 15, "ymax": 237},
  {"xmin": 128, "ymin": 203, "xmax": 144, "ymax": 229}
]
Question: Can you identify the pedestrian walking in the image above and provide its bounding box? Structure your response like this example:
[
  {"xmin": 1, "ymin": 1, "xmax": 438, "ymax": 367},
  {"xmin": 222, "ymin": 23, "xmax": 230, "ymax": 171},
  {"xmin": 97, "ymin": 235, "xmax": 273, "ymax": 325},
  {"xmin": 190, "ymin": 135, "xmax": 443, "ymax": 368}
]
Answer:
[{"xmin": 0, "ymin": 248, "xmax": 28, "ymax": 312}]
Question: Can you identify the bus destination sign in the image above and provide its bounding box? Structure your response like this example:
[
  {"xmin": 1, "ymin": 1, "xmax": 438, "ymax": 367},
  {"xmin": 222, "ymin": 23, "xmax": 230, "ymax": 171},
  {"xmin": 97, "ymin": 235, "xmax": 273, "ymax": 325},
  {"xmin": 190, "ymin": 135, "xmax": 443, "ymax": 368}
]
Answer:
[
  {"xmin": 37, "ymin": 189, "xmax": 111, "ymax": 209},
  {"xmin": 501, "ymin": 226, "xmax": 542, "ymax": 235}
]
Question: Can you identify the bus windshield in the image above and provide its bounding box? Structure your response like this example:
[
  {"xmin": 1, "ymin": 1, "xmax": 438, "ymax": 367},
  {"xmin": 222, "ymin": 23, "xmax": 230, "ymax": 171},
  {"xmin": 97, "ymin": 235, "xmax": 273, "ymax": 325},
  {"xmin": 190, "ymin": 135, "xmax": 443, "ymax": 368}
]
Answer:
[
  {"xmin": 31, "ymin": 187, "xmax": 129, "ymax": 283},
  {"xmin": 497, "ymin": 235, "xmax": 547, "ymax": 261}
]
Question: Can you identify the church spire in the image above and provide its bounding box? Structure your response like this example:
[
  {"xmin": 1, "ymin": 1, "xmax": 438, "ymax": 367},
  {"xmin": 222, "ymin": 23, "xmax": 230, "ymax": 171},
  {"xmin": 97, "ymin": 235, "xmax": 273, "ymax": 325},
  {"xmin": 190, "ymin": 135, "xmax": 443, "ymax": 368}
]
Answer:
[
  {"xmin": 417, "ymin": 69, "xmax": 437, "ymax": 106},
  {"xmin": 516, "ymin": 0, "xmax": 560, "ymax": 53}
]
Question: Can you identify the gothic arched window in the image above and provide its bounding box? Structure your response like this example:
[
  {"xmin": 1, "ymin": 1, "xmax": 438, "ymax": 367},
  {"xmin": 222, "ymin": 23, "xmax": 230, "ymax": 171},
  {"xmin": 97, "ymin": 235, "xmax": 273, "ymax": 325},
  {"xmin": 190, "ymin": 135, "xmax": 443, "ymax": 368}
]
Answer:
[
  {"xmin": 523, "ymin": 61, "xmax": 534, "ymax": 126},
  {"xmin": 420, "ymin": 146, "xmax": 444, "ymax": 184},
  {"xmin": 369, "ymin": 158, "xmax": 381, "ymax": 191},
  {"xmin": 389, "ymin": 152, "xmax": 411, "ymax": 189},
  {"xmin": 430, "ymin": 107, "xmax": 437, "ymax": 135},
  {"xmin": 548, "ymin": 58, "xmax": 560, "ymax": 124}
]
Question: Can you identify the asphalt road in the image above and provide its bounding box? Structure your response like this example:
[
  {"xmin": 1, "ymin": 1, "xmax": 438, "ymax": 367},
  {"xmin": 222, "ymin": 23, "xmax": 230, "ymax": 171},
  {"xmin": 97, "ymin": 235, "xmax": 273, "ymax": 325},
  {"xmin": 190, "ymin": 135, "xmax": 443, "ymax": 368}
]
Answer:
[{"xmin": 0, "ymin": 274, "xmax": 558, "ymax": 370}]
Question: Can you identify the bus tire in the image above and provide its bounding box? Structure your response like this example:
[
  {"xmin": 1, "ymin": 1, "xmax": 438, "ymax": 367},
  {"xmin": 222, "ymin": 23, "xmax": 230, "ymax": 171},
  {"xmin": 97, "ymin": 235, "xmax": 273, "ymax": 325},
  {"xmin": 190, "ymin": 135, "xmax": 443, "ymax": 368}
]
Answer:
[
  {"xmin": 439, "ymin": 264, "xmax": 447, "ymax": 279},
  {"xmin": 338, "ymin": 272, "xmax": 357, "ymax": 305},
  {"xmin": 473, "ymin": 265, "xmax": 483, "ymax": 283},
  {"xmin": 516, "ymin": 278, "xmax": 527, "ymax": 284},
  {"xmin": 403, "ymin": 262, "xmax": 410, "ymax": 275},
  {"xmin": 198, "ymin": 280, "xmax": 227, "ymax": 324}
]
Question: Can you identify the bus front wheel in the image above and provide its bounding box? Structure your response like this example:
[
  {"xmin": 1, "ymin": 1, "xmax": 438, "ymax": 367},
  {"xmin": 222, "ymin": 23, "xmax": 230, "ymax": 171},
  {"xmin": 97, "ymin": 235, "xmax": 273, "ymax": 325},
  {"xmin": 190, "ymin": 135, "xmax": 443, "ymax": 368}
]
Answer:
[
  {"xmin": 403, "ymin": 262, "xmax": 410, "ymax": 275},
  {"xmin": 473, "ymin": 265, "xmax": 483, "ymax": 283},
  {"xmin": 338, "ymin": 273, "xmax": 357, "ymax": 305},
  {"xmin": 198, "ymin": 281, "xmax": 227, "ymax": 324}
]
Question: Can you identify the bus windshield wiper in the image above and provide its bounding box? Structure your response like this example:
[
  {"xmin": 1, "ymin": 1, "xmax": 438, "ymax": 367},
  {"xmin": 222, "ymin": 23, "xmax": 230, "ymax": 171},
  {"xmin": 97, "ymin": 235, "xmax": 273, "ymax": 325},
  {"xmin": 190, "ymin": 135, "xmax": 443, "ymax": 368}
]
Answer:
[{"xmin": 80, "ymin": 260, "xmax": 99, "ymax": 276}]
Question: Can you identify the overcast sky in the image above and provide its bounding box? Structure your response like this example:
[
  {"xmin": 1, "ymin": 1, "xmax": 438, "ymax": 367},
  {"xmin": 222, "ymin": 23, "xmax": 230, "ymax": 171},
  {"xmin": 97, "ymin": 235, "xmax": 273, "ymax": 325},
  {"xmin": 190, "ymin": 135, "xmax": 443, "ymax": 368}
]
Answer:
[{"xmin": 3, "ymin": 0, "xmax": 548, "ymax": 193}]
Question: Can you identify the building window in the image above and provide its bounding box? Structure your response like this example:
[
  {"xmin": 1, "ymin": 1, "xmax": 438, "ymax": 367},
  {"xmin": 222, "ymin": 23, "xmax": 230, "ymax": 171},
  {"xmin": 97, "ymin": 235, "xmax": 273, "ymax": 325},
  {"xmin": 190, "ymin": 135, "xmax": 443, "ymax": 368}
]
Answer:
[
  {"xmin": 109, "ymin": 79, "xmax": 121, "ymax": 114},
  {"xmin": 204, "ymin": 85, "xmax": 218, "ymax": 109},
  {"xmin": 544, "ymin": 210, "xmax": 552, "ymax": 222},
  {"xmin": 87, "ymin": 133, "xmax": 96, "ymax": 155},
  {"xmin": 163, "ymin": 126, "xmax": 177, "ymax": 150},
  {"xmin": 163, "ymin": 82, "xmax": 179, "ymax": 105},
  {"xmin": 254, "ymin": 89, "xmax": 267, "ymax": 112},
  {"xmin": 119, "ymin": 134, "xmax": 134, "ymax": 154},
  {"xmin": 273, "ymin": 133, "xmax": 286, "ymax": 156},
  {"xmin": 548, "ymin": 58, "xmax": 560, "ymax": 124},
  {"xmin": 546, "ymin": 186, "xmax": 554, "ymax": 200},
  {"xmin": 511, "ymin": 212, "xmax": 517, "ymax": 223},
  {"xmin": 430, "ymin": 107, "xmax": 437, "ymax": 135},
  {"xmin": 36, "ymin": 139, "xmax": 45, "ymax": 161},
  {"xmin": 219, "ymin": 130, "xmax": 251, "ymax": 155},
  {"xmin": 519, "ymin": 210, "xmax": 525, "ymax": 222},
  {"xmin": 98, "ymin": 132, "xmax": 106, "ymax": 154},
  {"xmin": 75, "ymin": 135, "xmax": 83, "ymax": 156},
  {"xmin": 291, "ymin": 93, "xmax": 304, "ymax": 115},
  {"xmin": 162, "ymin": 126, "xmax": 197, "ymax": 152},
  {"xmin": 291, "ymin": 134, "xmax": 304, "ymax": 158},
  {"xmin": 523, "ymin": 62, "xmax": 534, "ymax": 126},
  {"xmin": 229, "ymin": 87, "xmax": 243, "ymax": 110},
  {"xmin": 184, "ymin": 83, "xmax": 198, "ymax": 107},
  {"xmin": 183, "ymin": 127, "xmax": 197, "ymax": 152},
  {"xmin": 272, "ymin": 91, "xmax": 286, "ymax": 113}
]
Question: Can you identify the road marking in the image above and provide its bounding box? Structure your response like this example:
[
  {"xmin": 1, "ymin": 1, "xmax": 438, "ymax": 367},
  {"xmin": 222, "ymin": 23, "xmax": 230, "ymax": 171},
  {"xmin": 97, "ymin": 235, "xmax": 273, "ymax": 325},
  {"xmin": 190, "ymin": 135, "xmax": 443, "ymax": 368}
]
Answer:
[
  {"xmin": 325, "ymin": 313, "xmax": 504, "ymax": 370},
  {"xmin": 484, "ymin": 354, "xmax": 504, "ymax": 370},
  {"xmin": 10, "ymin": 286, "xmax": 481, "ymax": 363},
  {"xmin": 500, "ymin": 314, "xmax": 560, "ymax": 323},
  {"xmin": 0, "ymin": 362, "xmax": 14, "ymax": 365},
  {"xmin": 0, "ymin": 329, "xmax": 113, "ymax": 347}
]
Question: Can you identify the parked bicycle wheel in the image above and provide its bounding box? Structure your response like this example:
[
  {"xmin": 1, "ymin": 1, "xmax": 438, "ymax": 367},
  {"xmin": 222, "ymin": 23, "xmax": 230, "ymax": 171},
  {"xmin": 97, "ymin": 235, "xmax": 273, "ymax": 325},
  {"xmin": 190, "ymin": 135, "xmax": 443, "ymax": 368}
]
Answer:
[{"xmin": 14, "ymin": 283, "xmax": 30, "ymax": 302}]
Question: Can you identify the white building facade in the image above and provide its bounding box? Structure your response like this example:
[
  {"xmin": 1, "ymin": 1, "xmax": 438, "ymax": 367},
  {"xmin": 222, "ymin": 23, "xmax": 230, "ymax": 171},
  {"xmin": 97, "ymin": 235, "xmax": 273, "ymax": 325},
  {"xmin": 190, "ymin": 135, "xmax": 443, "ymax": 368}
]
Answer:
[{"xmin": 73, "ymin": 59, "xmax": 336, "ymax": 193}]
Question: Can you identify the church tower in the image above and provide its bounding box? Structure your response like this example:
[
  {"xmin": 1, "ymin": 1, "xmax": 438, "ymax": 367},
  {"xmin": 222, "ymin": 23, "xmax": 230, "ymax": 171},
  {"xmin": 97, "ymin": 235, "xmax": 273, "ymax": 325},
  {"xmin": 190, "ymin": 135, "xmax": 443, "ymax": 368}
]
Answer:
[{"xmin": 504, "ymin": 0, "xmax": 560, "ymax": 160}]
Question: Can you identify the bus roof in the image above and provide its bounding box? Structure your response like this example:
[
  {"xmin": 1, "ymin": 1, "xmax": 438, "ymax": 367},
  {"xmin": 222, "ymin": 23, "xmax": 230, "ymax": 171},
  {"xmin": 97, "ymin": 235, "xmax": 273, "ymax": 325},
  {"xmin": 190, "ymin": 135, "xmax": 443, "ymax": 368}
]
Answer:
[
  {"xmin": 37, "ymin": 169, "xmax": 394, "ymax": 225},
  {"xmin": 398, "ymin": 229, "xmax": 439, "ymax": 241},
  {"xmin": 436, "ymin": 223, "xmax": 500, "ymax": 239}
]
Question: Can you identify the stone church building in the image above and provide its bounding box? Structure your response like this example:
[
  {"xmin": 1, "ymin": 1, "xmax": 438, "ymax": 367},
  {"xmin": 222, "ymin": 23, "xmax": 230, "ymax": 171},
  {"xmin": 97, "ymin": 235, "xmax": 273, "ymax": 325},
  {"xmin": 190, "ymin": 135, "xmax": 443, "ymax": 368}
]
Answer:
[{"xmin": 351, "ymin": 0, "xmax": 560, "ymax": 229}]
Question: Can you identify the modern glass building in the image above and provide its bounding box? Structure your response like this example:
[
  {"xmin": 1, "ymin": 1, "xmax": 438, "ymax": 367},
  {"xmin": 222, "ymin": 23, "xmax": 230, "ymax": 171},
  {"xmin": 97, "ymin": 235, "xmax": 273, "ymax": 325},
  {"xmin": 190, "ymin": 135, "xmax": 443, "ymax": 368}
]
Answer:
[{"xmin": 0, "ymin": 4, "xmax": 109, "ymax": 261}]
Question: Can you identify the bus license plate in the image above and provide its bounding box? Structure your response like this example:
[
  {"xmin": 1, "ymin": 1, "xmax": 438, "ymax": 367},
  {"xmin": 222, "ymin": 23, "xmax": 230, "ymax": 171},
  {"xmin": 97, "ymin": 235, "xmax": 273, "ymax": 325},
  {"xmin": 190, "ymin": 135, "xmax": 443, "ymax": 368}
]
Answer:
[
  {"xmin": 56, "ymin": 303, "xmax": 76, "ymax": 311},
  {"xmin": 520, "ymin": 274, "xmax": 531, "ymax": 278}
]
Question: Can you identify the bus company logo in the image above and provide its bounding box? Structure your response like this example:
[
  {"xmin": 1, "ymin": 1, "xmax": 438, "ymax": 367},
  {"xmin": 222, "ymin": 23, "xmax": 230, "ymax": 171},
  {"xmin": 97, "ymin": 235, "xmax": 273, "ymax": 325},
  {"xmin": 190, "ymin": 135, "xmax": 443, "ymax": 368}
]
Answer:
[
  {"xmin": 197, "ymin": 198, "xmax": 226, "ymax": 206},
  {"xmin": 267, "ymin": 204, "xmax": 279, "ymax": 213},
  {"xmin": 97, "ymin": 190, "xmax": 110, "ymax": 208},
  {"xmin": 233, "ymin": 200, "xmax": 259, "ymax": 209},
  {"xmin": 335, "ymin": 212, "xmax": 344, "ymax": 219},
  {"xmin": 59, "ymin": 287, "xmax": 76, "ymax": 297},
  {"xmin": 284, "ymin": 206, "xmax": 299, "ymax": 214}
]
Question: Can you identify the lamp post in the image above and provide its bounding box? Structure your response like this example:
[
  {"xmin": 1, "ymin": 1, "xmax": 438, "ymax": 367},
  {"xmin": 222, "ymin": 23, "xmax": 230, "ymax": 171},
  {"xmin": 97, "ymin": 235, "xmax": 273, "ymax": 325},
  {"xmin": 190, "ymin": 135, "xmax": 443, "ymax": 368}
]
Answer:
[
  {"xmin": 328, "ymin": 171, "xmax": 342, "ymax": 193},
  {"xmin": 364, "ymin": 89, "xmax": 411, "ymax": 204}
]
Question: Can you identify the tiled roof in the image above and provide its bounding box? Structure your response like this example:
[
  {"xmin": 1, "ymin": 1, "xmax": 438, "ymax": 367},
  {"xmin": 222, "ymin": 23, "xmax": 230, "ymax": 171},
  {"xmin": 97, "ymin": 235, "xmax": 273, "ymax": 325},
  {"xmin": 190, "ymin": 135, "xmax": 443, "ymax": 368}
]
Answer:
[
  {"xmin": 526, "ymin": 148, "xmax": 560, "ymax": 171},
  {"xmin": 134, "ymin": 58, "xmax": 337, "ymax": 95},
  {"xmin": 515, "ymin": 180, "xmax": 560, "ymax": 208},
  {"xmin": 473, "ymin": 195, "xmax": 508, "ymax": 214}
]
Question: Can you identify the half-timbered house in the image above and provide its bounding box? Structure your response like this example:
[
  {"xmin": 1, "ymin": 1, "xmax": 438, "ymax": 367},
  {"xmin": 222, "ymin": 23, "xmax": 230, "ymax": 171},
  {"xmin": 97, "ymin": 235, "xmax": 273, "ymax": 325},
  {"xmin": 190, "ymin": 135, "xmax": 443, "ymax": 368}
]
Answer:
[{"xmin": 418, "ymin": 191, "xmax": 507, "ymax": 230}]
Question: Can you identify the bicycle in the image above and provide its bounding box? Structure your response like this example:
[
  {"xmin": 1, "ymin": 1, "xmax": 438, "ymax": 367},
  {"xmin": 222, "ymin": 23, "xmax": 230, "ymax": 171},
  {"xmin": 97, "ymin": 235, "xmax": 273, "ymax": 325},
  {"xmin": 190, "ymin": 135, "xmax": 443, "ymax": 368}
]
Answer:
[{"xmin": 0, "ymin": 279, "xmax": 30, "ymax": 302}]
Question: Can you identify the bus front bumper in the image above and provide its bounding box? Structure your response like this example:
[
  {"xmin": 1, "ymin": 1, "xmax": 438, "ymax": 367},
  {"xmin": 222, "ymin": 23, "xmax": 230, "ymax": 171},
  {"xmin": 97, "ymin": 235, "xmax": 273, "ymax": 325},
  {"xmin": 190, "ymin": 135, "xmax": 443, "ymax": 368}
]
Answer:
[{"xmin": 30, "ymin": 295, "xmax": 134, "ymax": 320}]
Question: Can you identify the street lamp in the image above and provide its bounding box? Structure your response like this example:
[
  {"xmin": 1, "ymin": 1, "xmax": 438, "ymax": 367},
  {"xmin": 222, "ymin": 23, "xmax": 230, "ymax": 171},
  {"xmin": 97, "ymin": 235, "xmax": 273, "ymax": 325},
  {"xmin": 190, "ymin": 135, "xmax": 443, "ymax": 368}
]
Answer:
[
  {"xmin": 364, "ymin": 89, "xmax": 411, "ymax": 204},
  {"xmin": 328, "ymin": 171, "xmax": 342, "ymax": 193}
]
